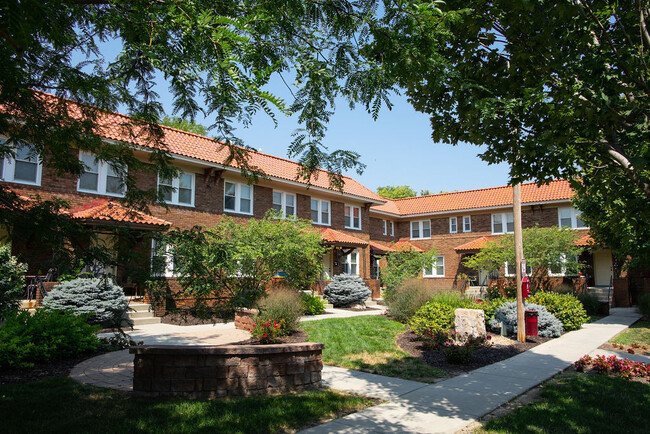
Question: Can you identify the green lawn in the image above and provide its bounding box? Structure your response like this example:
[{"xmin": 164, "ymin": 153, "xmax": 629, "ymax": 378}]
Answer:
[
  {"xmin": 301, "ymin": 316, "xmax": 445, "ymax": 382},
  {"xmin": 610, "ymin": 320, "xmax": 650, "ymax": 346},
  {"xmin": 0, "ymin": 377, "xmax": 377, "ymax": 433},
  {"xmin": 480, "ymin": 373, "xmax": 650, "ymax": 433}
]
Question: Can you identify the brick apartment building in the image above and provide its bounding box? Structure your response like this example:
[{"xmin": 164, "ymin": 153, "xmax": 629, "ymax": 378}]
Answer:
[{"xmin": 0, "ymin": 93, "xmax": 623, "ymax": 306}]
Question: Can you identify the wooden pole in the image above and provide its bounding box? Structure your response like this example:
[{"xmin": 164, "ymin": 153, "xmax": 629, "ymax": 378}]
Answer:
[{"xmin": 513, "ymin": 183, "xmax": 526, "ymax": 343}]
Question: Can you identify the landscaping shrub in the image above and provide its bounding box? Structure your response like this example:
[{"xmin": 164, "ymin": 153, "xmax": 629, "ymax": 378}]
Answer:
[
  {"xmin": 0, "ymin": 245, "xmax": 27, "ymax": 322},
  {"xmin": 255, "ymin": 288, "xmax": 305, "ymax": 332},
  {"xmin": 408, "ymin": 302, "xmax": 456, "ymax": 338},
  {"xmin": 42, "ymin": 277, "xmax": 129, "ymax": 328},
  {"xmin": 528, "ymin": 291, "xmax": 588, "ymax": 331},
  {"xmin": 301, "ymin": 292, "xmax": 326, "ymax": 315},
  {"xmin": 485, "ymin": 280, "xmax": 517, "ymax": 300},
  {"xmin": 639, "ymin": 293, "xmax": 650, "ymax": 319},
  {"xmin": 490, "ymin": 301, "xmax": 564, "ymax": 337},
  {"xmin": 250, "ymin": 318, "xmax": 284, "ymax": 344},
  {"xmin": 386, "ymin": 279, "xmax": 440, "ymax": 323},
  {"xmin": 473, "ymin": 298, "xmax": 512, "ymax": 327},
  {"xmin": 0, "ymin": 309, "xmax": 100, "ymax": 369},
  {"xmin": 429, "ymin": 290, "xmax": 475, "ymax": 309},
  {"xmin": 578, "ymin": 292, "xmax": 601, "ymax": 316},
  {"xmin": 323, "ymin": 275, "xmax": 370, "ymax": 308},
  {"xmin": 575, "ymin": 354, "xmax": 650, "ymax": 380},
  {"xmin": 551, "ymin": 283, "xmax": 575, "ymax": 294}
]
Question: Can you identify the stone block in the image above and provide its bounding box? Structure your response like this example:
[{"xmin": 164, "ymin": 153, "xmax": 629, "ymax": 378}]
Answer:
[
  {"xmin": 151, "ymin": 379, "xmax": 171, "ymax": 392},
  {"xmin": 133, "ymin": 378, "xmax": 152, "ymax": 391},
  {"xmin": 171, "ymin": 379, "xmax": 196, "ymax": 392},
  {"xmin": 286, "ymin": 362, "xmax": 304, "ymax": 375},
  {"xmin": 162, "ymin": 366, "xmax": 186, "ymax": 378},
  {"xmin": 228, "ymin": 366, "xmax": 249, "ymax": 378},
  {"xmin": 311, "ymin": 371, "xmax": 322, "ymax": 383},
  {"xmin": 204, "ymin": 357, "xmax": 227, "ymax": 367},
  {"xmin": 171, "ymin": 356, "xmax": 199, "ymax": 367},
  {"xmin": 454, "ymin": 308, "xmax": 486, "ymax": 337},
  {"xmin": 225, "ymin": 357, "xmax": 242, "ymax": 366}
]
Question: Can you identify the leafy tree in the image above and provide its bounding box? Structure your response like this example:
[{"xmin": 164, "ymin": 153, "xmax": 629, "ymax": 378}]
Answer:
[
  {"xmin": 166, "ymin": 212, "xmax": 328, "ymax": 317},
  {"xmin": 159, "ymin": 116, "xmax": 209, "ymax": 136},
  {"xmin": 376, "ymin": 185, "xmax": 418, "ymax": 199},
  {"xmin": 381, "ymin": 247, "xmax": 438, "ymax": 295},
  {"xmin": 419, "ymin": 189, "xmax": 433, "ymax": 196},
  {"xmin": 463, "ymin": 226, "xmax": 582, "ymax": 291},
  {"xmin": 0, "ymin": 244, "xmax": 27, "ymax": 322}
]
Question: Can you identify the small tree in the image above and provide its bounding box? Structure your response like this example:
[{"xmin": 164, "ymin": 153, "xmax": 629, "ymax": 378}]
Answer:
[
  {"xmin": 323, "ymin": 275, "xmax": 370, "ymax": 307},
  {"xmin": 382, "ymin": 247, "xmax": 438, "ymax": 295},
  {"xmin": 0, "ymin": 245, "xmax": 27, "ymax": 321},
  {"xmin": 463, "ymin": 226, "xmax": 582, "ymax": 292}
]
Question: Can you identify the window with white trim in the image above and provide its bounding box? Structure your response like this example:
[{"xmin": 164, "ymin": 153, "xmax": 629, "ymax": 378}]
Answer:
[
  {"xmin": 558, "ymin": 207, "xmax": 588, "ymax": 229},
  {"xmin": 492, "ymin": 212, "xmax": 514, "ymax": 234},
  {"xmin": 78, "ymin": 151, "xmax": 126, "ymax": 197},
  {"xmin": 272, "ymin": 191, "xmax": 296, "ymax": 219},
  {"xmin": 0, "ymin": 139, "xmax": 42, "ymax": 185},
  {"xmin": 505, "ymin": 262, "xmax": 533, "ymax": 277},
  {"xmin": 390, "ymin": 221, "xmax": 394, "ymax": 236},
  {"xmin": 548, "ymin": 254, "xmax": 579, "ymax": 276},
  {"xmin": 151, "ymin": 239, "xmax": 176, "ymax": 277},
  {"xmin": 423, "ymin": 255, "xmax": 445, "ymax": 277},
  {"xmin": 311, "ymin": 199, "xmax": 330, "ymax": 225},
  {"xmin": 345, "ymin": 205, "xmax": 361, "ymax": 230},
  {"xmin": 382, "ymin": 220, "xmax": 387, "ymax": 235},
  {"xmin": 342, "ymin": 250, "xmax": 359, "ymax": 275},
  {"xmin": 463, "ymin": 216, "xmax": 472, "ymax": 232},
  {"xmin": 158, "ymin": 172, "xmax": 194, "ymax": 206},
  {"xmin": 449, "ymin": 217, "xmax": 458, "ymax": 233},
  {"xmin": 224, "ymin": 180, "xmax": 252, "ymax": 214},
  {"xmin": 410, "ymin": 220, "xmax": 431, "ymax": 239}
]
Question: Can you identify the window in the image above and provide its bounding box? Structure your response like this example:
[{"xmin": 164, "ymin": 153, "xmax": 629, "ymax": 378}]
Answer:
[
  {"xmin": 311, "ymin": 199, "xmax": 330, "ymax": 225},
  {"xmin": 449, "ymin": 217, "xmax": 458, "ymax": 233},
  {"xmin": 548, "ymin": 254, "xmax": 579, "ymax": 276},
  {"xmin": 423, "ymin": 256, "xmax": 445, "ymax": 277},
  {"xmin": 505, "ymin": 262, "xmax": 533, "ymax": 277},
  {"xmin": 224, "ymin": 181, "xmax": 252, "ymax": 214},
  {"xmin": 342, "ymin": 251, "xmax": 359, "ymax": 275},
  {"xmin": 345, "ymin": 205, "xmax": 361, "ymax": 229},
  {"xmin": 492, "ymin": 212, "xmax": 514, "ymax": 234},
  {"xmin": 382, "ymin": 220, "xmax": 387, "ymax": 236},
  {"xmin": 558, "ymin": 207, "xmax": 587, "ymax": 229},
  {"xmin": 272, "ymin": 191, "xmax": 296, "ymax": 219},
  {"xmin": 390, "ymin": 221, "xmax": 394, "ymax": 236},
  {"xmin": 158, "ymin": 172, "xmax": 194, "ymax": 206},
  {"xmin": 410, "ymin": 220, "xmax": 431, "ymax": 239},
  {"xmin": 463, "ymin": 216, "xmax": 472, "ymax": 232},
  {"xmin": 78, "ymin": 152, "xmax": 126, "ymax": 196},
  {"xmin": 151, "ymin": 239, "xmax": 175, "ymax": 277},
  {"xmin": 0, "ymin": 140, "xmax": 42, "ymax": 185}
]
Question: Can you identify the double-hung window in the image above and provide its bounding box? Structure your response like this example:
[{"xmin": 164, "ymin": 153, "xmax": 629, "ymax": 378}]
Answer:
[
  {"xmin": 492, "ymin": 212, "xmax": 514, "ymax": 234},
  {"xmin": 224, "ymin": 181, "xmax": 252, "ymax": 214},
  {"xmin": 505, "ymin": 262, "xmax": 533, "ymax": 277},
  {"xmin": 423, "ymin": 256, "xmax": 445, "ymax": 277},
  {"xmin": 463, "ymin": 216, "xmax": 472, "ymax": 232},
  {"xmin": 382, "ymin": 220, "xmax": 387, "ymax": 235},
  {"xmin": 410, "ymin": 220, "xmax": 431, "ymax": 239},
  {"xmin": 345, "ymin": 205, "xmax": 361, "ymax": 230},
  {"xmin": 449, "ymin": 217, "xmax": 458, "ymax": 233},
  {"xmin": 548, "ymin": 254, "xmax": 579, "ymax": 277},
  {"xmin": 272, "ymin": 191, "xmax": 296, "ymax": 219},
  {"xmin": 151, "ymin": 239, "xmax": 176, "ymax": 277},
  {"xmin": 342, "ymin": 251, "xmax": 359, "ymax": 275},
  {"xmin": 383, "ymin": 220, "xmax": 395, "ymax": 236},
  {"xmin": 158, "ymin": 172, "xmax": 194, "ymax": 206},
  {"xmin": 558, "ymin": 207, "xmax": 587, "ymax": 229},
  {"xmin": 311, "ymin": 199, "xmax": 330, "ymax": 225},
  {"xmin": 390, "ymin": 221, "xmax": 394, "ymax": 236},
  {"xmin": 78, "ymin": 151, "xmax": 126, "ymax": 196},
  {"xmin": 0, "ymin": 139, "xmax": 42, "ymax": 185}
]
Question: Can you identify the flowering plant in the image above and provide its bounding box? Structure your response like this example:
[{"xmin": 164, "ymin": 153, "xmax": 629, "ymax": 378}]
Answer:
[
  {"xmin": 250, "ymin": 318, "xmax": 285, "ymax": 344},
  {"xmin": 423, "ymin": 330, "xmax": 492, "ymax": 365},
  {"xmin": 575, "ymin": 354, "xmax": 650, "ymax": 380}
]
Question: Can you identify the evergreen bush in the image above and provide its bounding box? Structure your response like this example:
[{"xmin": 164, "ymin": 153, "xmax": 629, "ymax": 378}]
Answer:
[
  {"xmin": 42, "ymin": 277, "xmax": 129, "ymax": 328},
  {"xmin": 489, "ymin": 301, "xmax": 563, "ymax": 337},
  {"xmin": 0, "ymin": 245, "xmax": 27, "ymax": 322},
  {"xmin": 408, "ymin": 302, "xmax": 456, "ymax": 337},
  {"xmin": 323, "ymin": 275, "xmax": 370, "ymax": 308},
  {"xmin": 528, "ymin": 291, "xmax": 588, "ymax": 331}
]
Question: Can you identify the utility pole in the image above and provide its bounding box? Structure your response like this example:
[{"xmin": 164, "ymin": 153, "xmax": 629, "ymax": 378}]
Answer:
[{"xmin": 513, "ymin": 182, "xmax": 526, "ymax": 343}]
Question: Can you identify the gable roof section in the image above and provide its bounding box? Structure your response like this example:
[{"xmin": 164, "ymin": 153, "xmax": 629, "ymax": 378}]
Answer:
[
  {"xmin": 455, "ymin": 236, "xmax": 494, "ymax": 252},
  {"xmin": 372, "ymin": 179, "xmax": 574, "ymax": 217},
  {"xmin": 318, "ymin": 227, "xmax": 368, "ymax": 247},
  {"xmin": 69, "ymin": 199, "xmax": 171, "ymax": 227},
  {"xmin": 27, "ymin": 91, "xmax": 383, "ymax": 203}
]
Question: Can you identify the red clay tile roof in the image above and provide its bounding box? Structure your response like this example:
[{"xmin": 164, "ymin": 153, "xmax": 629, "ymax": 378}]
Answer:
[
  {"xmin": 28, "ymin": 91, "xmax": 383, "ymax": 203},
  {"xmin": 372, "ymin": 179, "xmax": 574, "ymax": 216},
  {"xmin": 575, "ymin": 233, "xmax": 595, "ymax": 247},
  {"xmin": 392, "ymin": 240, "xmax": 424, "ymax": 252},
  {"xmin": 69, "ymin": 199, "xmax": 171, "ymax": 227},
  {"xmin": 318, "ymin": 227, "xmax": 368, "ymax": 247},
  {"xmin": 455, "ymin": 236, "xmax": 495, "ymax": 252},
  {"xmin": 368, "ymin": 240, "xmax": 396, "ymax": 254}
]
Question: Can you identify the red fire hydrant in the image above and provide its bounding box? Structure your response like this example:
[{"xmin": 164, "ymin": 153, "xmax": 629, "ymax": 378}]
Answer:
[
  {"xmin": 525, "ymin": 310, "xmax": 539, "ymax": 336},
  {"xmin": 522, "ymin": 276, "xmax": 531, "ymax": 299}
]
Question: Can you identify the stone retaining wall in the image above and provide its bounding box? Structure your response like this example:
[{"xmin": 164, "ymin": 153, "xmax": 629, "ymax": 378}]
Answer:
[
  {"xmin": 130, "ymin": 343, "xmax": 324, "ymax": 399},
  {"xmin": 234, "ymin": 308, "xmax": 258, "ymax": 331}
]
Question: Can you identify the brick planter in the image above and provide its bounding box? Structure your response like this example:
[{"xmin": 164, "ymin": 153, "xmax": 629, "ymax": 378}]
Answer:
[
  {"xmin": 130, "ymin": 343, "xmax": 324, "ymax": 399},
  {"xmin": 234, "ymin": 308, "xmax": 258, "ymax": 331}
]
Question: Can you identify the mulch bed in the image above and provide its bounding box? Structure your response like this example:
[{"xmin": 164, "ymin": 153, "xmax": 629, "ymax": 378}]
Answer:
[
  {"xmin": 397, "ymin": 331, "xmax": 551, "ymax": 378},
  {"xmin": 235, "ymin": 330, "xmax": 309, "ymax": 345},
  {"xmin": 598, "ymin": 342, "xmax": 650, "ymax": 357},
  {"xmin": 0, "ymin": 351, "xmax": 108, "ymax": 385},
  {"xmin": 337, "ymin": 307, "xmax": 381, "ymax": 312},
  {"xmin": 160, "ymin": 312, "xmax": 226, "ymax": 326}
]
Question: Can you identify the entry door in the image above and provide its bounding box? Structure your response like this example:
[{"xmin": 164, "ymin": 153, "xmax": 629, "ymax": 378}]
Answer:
[
  {"xmin": 593, "ymin": 249, "xmax": 613, "ymax": 287},
  {"xmin": 321, "ymin": 251, "xmax": 333, "ymax": 280}
]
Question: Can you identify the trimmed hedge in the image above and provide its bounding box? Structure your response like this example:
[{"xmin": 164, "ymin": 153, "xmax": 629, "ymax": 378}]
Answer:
[
  {"xmin": 528, "ymin": 291, "xmax": 588, "ymax": 331},
  {"xmin": 408, "ymin": 302, "xmax": 456, "ymax": 337}
]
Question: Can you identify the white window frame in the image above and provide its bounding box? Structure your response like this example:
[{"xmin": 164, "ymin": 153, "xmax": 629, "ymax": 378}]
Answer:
[
  {"xmin": 463, "ymin": 216, "xmax": 472, "ymax": 233},
  {"xmin": 558, "ymin": 207, "xmax": 588, "ymax": 229},
  {"xmin": 311, "ymin": 199, "xmax": 331, "ymax": 226},
  {"xmin": 158, "ymin": 172, "xmax": 195, "ymax": 207},
  {"xmin": 423, "ymin": 255, "xmax": 445, "ymax": 278},
  {"xmin": 382, "ymin": 220, "xmax": 388, "ymax": 236},
  {"xmin": 548, "ymin": 254, "xmax": 580, "ymax": 277},
  {"xmin": 410, "ymin": 220, "xmax": 431, "ymax": 240},
  {"xmin": 449, "ymin": 217, "xmax": 458, "ymax": 233},
  {"xmin": 272, "ymin": 190, "xmax": 296, "ymax": 219},
  {"xmin": 344, "ymin": 204, "xmax": 362, "ymax": 230},
  {"xmin": 492, "ymin": 212, "xmax": 514, "ymax": 234},
  {"xmin": 504, "ymin": 262, "xmax": 533, "ymax": 277},
  {"xmin": 341, "ymin": 250, "xmax": 359, "ymax": 276},
  {"xmin": 223, "ymin": 180, "xmax": 253, "ymax": 215},
  {"xmin": 151, "ymin": 239, "xmax": 176, "ymax": 277},
  {"xmin": 0, "ymin": 139, "xmax": 42, "ymax": 186},
  {"xmin": 390, "ymin": 221, "xmax": 394, "ymax": 237},
  {"xmin": 77, "ymin": 151, "xmax": 127, "ymax": 197}
]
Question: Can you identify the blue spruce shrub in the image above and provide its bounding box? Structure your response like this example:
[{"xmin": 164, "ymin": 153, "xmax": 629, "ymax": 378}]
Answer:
[
  {"xmin": 43, "ymin": 277, "xmax": 129, "ymax": 327},
  {"xmin": 0, "ymin": 245, "xmax": 27, "ymax": 321},
  {"xmin": 489, "ymin": 301, "xmax": 563, "ymax": 338},
  {"xmin": 323, "ymin": 275, "xmax": 371, "ymax": 307}
]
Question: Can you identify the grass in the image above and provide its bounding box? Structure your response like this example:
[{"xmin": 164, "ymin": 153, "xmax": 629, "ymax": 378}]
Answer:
[
  {"xmin": 301, "ymin": 316, "xmax": 445, "ymax": 382},
  {"xmin": 0, "ymin": 377, "xmax": 377, "ymax": 433},
  {"xmin": 610, "ymin": 320, "xmax": 650, "ymax": 346},
  {"xmin": 480, "ymin": 372, "xmax": 650, "ymax": 433}
]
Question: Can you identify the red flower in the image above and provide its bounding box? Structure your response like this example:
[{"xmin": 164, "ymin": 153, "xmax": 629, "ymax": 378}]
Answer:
[{"xmin": 263, "ymin": 334, "xmax": 268, "ymax": 338}]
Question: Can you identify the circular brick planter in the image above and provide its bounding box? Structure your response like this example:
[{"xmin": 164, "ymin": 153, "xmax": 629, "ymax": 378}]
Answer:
[{"xmin": 130, "ymin": 342, "xmax": 324, "ymax": 399}]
